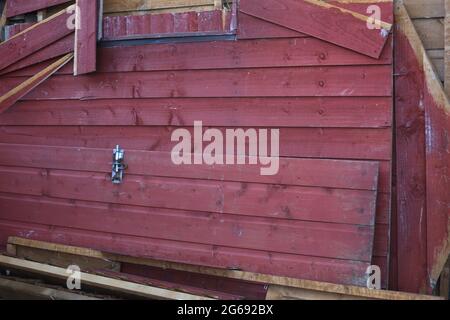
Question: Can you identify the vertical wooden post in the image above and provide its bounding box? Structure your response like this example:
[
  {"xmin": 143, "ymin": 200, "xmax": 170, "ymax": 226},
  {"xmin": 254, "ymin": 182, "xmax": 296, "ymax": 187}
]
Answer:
[{"xmin": 74, "ymin": 0, "xmax": 98, "ymax": 76}]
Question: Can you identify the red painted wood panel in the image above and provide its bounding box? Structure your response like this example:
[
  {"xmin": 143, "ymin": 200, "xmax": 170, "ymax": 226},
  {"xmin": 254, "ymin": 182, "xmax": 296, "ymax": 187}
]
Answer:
[
  {"xmin": 102, "ymin": 10, "xmax": 230, "ymax": 40},
  {"xmin": 0, "ymin": 219, "xmax": 371, "ymax": 286},
  {"xmin": 0, "ymin": 66, "xmax": 393, "ymax": 99},
  {"xmin": 0, "ymin": 97, "xmax": 392, "ymax": 128},
  {"xmin": 5, "ymin": 0, "xmax": 72, "ymax": 18},
  {"xmin": 238, "ymin": 12, "xmax": 304, "ymax": 40},
  {"xmin": 0, "ymin": 9, "xmax": 73, "ymax": 71},
  {"xmin": 394, "ymin": 29, "xmax": 427, "ymax": 293},
  {"xmin": 0, "ymin": 191, "xmax": 375, "ymax": 261},
  {"xmin": 239, "ymin": 0, "xmax": 391, "ymax": 58},
  {"xmin": 0, "ymin": 166, "xmax": 377, "ymax": 229},
  {"xmin": 74, "ymin": 0, "xmax": 98, "ymax": 75},
  {"xmin": 0, "ymin": 126, "xmax": 392, "ymax": 160},
  {"xmin": 0, "ymin": 34, "xmax": 74, "ymax": 76},
  {"xmin": 0, "ymin": 144, "xmax": 379, "ymax": 191},
  {"xmin": 0, "ymin": 11, "xmax": 393, "ymax": 288}
]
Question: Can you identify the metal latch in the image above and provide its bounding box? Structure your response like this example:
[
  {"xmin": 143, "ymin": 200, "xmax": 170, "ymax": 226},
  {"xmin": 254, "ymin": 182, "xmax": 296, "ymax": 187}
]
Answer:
[{"xmin": 112, "ymin": 145, "xmax": 126, "ymax": 184}]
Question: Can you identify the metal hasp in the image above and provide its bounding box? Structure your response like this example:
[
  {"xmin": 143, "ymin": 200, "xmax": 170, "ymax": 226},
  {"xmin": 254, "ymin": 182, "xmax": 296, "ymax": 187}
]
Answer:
[{"xmin": 112, "ymin": 145, "xmax": 125, "ymax": 184}]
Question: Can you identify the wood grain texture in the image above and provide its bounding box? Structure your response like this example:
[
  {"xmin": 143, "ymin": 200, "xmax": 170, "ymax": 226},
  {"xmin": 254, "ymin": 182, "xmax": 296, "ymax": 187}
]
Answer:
[
  {"xmin": 0, "ymin": 220, "xmax": 371, "ymax": 286},
  {"xmin": 0, "ymin": 97, "xmax": 392, "ymax": 128},
  {"xmin": 74, "ymin": 0, "xmax": 98, "ymax": 75},
  {"xmin": 0, "ymin": 34, "xmax": 74, "ymax": 76},
  {"xmin": 0, "ymin": 9, "xmax": 73, "ymax": 71},
  {"xmin": 0, "ymin": 65, "xmax": 393, "ymax": 99},
  {"xmin": 239, "ymin": 0, "xmax": 392, "ymax": 58},
  {"xmin": 5, "ymin": 0, "xmax": 71, "ymax": 18},
  {"xmin": 0, "ymin": 54, "xmax": 73, "ymax": 114}
]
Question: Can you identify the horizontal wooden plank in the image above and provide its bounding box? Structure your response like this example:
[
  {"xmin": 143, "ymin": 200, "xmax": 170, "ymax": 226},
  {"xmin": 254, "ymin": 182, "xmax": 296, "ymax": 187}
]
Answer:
[
  {"xmin": 5, "ymin": 0, "xmax": 72, "ymax": 17},
  {"xmin": 0, "ymin": 9, "xmax": 73, "ymax": 71},
  {"xmin": 0, "ymin": 97, "xmax": 392, "ymax": 128},
  {"xmin": 0, "ymin": 66, "xmax": 393, "ymax": 99},
  {"xmin": 0, "ymin": 144, "xmax": 380, "ymax": 191},
  {"xmin": 0, "ymin": 220, "xmax": 371, "ymax": 286},
  {"xmin": 0, "ymin": 193, "xmax": 375, "ymax": 261},
  {"xmin": 0, "ymin": 166, "xmax": 378, "ymax": 228},
  {"xmin": 0, "ymin": 126, "xmax": 392, "ymax": 160},
  {"xmin": 97, "ymin": 37, "xmax": 392, "ymax": 71},
  {"xmin": 240, "ymin": 0, "xmax": 391, "ymax": 58},
  {"xmin": 103, "ymin": 10, "xmax": 228, "ymax": 38}
]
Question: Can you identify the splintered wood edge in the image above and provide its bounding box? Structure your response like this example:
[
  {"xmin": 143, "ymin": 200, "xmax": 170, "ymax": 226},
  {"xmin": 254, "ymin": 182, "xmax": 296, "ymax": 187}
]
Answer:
[{"xmin": 7, "ymin": 237, "xmax": 442, "ymax": 300}]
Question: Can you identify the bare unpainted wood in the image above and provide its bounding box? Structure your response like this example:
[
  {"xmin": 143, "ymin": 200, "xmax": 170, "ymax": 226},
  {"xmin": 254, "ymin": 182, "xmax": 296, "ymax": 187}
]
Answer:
[
  {"xmin": 0, "ymin": 255, "xmax": 213, "ymax": 300},
  {"xmin": 413, "ymin": 18, "xmax": 444, "ymax": 50},
  {"xmin": 13, "ymin": 246, "xmax": 121, "ymax": 272},
  {"xmin": 0, "ymin": 53, "xmax": 73, "ymax": 114},
  {"xmin": 404, "ymin": 0, "xmax": 445, "ymax": 18},
  {"xmin": 0, "ymin": 277, "xmax": 100, "ymax": 300},
  {"xmin": 6, "ymin": 237, "xmax": 442, "ymax": 300}
]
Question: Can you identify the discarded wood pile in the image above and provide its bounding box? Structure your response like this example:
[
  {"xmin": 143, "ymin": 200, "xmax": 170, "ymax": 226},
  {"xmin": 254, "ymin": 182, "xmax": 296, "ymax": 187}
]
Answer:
[{"xmin": 0, "ymin": 237, "xmax": 442, "ymax": 300}]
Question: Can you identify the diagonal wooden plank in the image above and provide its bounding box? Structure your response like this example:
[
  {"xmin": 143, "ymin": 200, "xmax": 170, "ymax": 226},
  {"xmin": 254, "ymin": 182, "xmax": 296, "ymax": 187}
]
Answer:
[
  {"xmin": 0, "ymin": 8, "xmax": 73, "ymax": 71},
  {"xmin": 0, "ymin": 33, "xmax": 74, "ymax": 75},
  {"xmin": 5, "ymin": 0, "xmax": 72, "ymax": 18},
  {"xmin": 240, "ymin": 0, "xmax": 392, "ymax": 58},
  {"xmin": 0, "ymin": 53, "xmax": 73, "ymax": 114}
]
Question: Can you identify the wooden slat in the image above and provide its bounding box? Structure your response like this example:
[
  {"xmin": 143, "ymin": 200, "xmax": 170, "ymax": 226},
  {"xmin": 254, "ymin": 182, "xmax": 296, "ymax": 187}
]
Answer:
[
  {"xmin": 0, "ymin": 97, "xmax": 393, "ymax": 128},
  {"xmin": 404, "ymin": 0, "xmax": 445, "ymax": 18},
  {"xmin": 0, "ymin": 192, "xmax": 376, "ymax": 261},
  {"xmin": 239, "ymin": 0, "xmax": 392, "ymax": 59},
  {"xmin": 0, "ymin": 34, "xmax": 74, "ymax": 76},
  {"xmin": 0, "ymin": 54, "xmax": 73, "ymax": 114},
  {"xmin": 0, "ymin": 166, "xmax": 378, "ymax": 231},
  {"xmin": 413, "ymin": 18, "xmax": 444, "ymax": 50},
  {"xmin": 5, "ymin": 0, "xmax": 72, "ymax": 18},
  {"xmin": 0, "ymin": 9, "xmax": 74, "ymax": 71},
  {"xmin": 0, "ymin": 126, "xmax": 392, "ymax": 160},
  {"xmin": 0, "ymin": 277, "xmax": 100, "ymax": 300},
  {"xmin": 0, "ymin": 144, "xmax": 379, "ymax": 191},
  {"xmin": 0, "ymin": 65, "xmax": 393, "ymax": 99},
  {"xmin": 74, "ymin": 0, "xmax": 98, "ymax": 75},
  {"xmin": 394, "ymin": 3, "xmax": 428, "ymax": 293},
  {"xmin": 5, "ymin": 237, "xmax": 442, "ymax": 300},
  {"xmin": 0, "ymin": 35, "xmax": 394, "ymax": 77},
  {"xmin": 0, "ymin": 255, "xmax": 212, "ymax": 300}
]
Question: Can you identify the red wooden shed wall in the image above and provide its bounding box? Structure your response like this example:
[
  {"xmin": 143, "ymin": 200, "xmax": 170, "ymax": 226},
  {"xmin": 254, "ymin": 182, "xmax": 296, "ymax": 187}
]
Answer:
[{"xmin": 0, "ymin": 5, "xmax": 393, "ymax": 288}]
